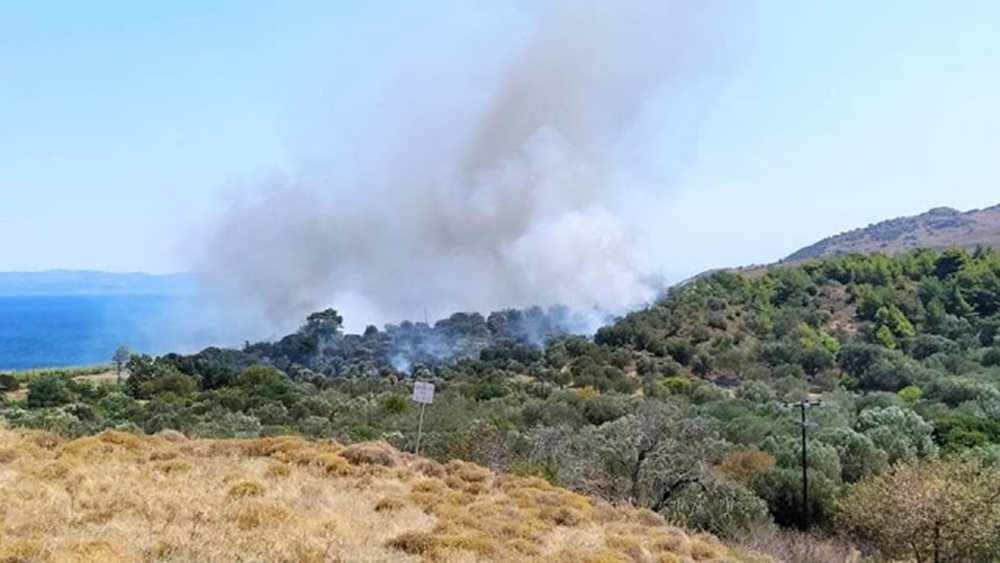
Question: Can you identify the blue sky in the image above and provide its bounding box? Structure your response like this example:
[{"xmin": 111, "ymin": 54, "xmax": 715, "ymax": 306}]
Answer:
[{"xmin": 2, "ymin": 1, "xmax": 999, "ymax": 279}]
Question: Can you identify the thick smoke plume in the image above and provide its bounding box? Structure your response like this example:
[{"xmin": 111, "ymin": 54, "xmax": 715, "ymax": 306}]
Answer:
[{"xmin": 199, "ymin": 1, "xmax": 731, "ymax": 333}]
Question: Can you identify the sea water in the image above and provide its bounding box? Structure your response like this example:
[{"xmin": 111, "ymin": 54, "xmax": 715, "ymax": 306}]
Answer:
[{"xmin": 0, "ymin": 294, "xmax": 185, "ymax": 370}]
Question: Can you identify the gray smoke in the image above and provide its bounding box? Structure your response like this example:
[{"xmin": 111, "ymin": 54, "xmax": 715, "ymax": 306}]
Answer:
[{"xmin": 197, "ymin": 1, "xmax": 736, "ymax": 333}]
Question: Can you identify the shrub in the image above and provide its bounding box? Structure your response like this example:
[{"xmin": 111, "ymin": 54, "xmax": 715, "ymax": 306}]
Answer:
[
  {"xmin": 856, "ymin": 406, "xmax": 937, "ymax": 463},
  {"xmin": 228, "ymin": 479, "xmax": 266, "ymax": 499},
  {"xmin": 413, "ymin": 458, "xmax": 446, "ymax": 478},
  {"xmin": 512, "ymin": 461, "xmax": 561, "ymax": 486},
  {"xmin": 230, "ymin": 502, "xmax": 288, "ymax": 530},
  {"xmin": 386, "ymin": 531, "xmax": 435, "ymax": 555},
  {"xmin": 236, "ymin": 365, "xmax": 288, "ymax": 389},
  {"xmin": 982, "ymin": 347, "xmax": 1000, "ymax": 367},
  {"xmin": 340, "ymin": 442, "xmax": 398, "ymax": 467},
  {"xmin": 382, "ymin": 393, "xmax": 410, "ymax": 414},
  {"xmin": 374, "ymin": 496, "xmax": 407, "ymax": 512},
  {"xmin": 662, "ymin": 480, "xmax": 772, "ymax": 540},
  {"xmin": 154, "ymin": 458, "xmax": 192, "ymax": 474},
  {"xmin": 314, "ymin": 453, "xmax": 351, "ymax": 475},
  {"xmin": 26, "ymin": 375, "xmax": 72, "ymax": 408},
  {"xmin": 264, "ymin": 462, "xmax": 291, "ymax": 479},
  {"xmin": 661, "ymin": 377, "xmax": 692, "ymax": 395},
  {"xmin": 753, "ymin": 467, "xmax": 839, "ymax": 528},
  {"xmin": 446, "ymin": 459, "xmax": 491, "ymax": 483},
  {"xmin": 716, "ymin": 450, "xmax": 775, "ymax": 486},
  {"xmin": 0, "ymin": 373, "xmax": 19, "ymax": 392}
]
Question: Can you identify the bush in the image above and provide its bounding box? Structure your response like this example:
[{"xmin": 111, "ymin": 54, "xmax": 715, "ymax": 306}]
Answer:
[
  {"xmin": 0, "ymin": 374, "xmax": 19, "ymax": 392},
  {"xmin": 26, "ymin": 376, "xmax": 72, "ymax": 408},
  {"xmin": 341, "ymin": 442, "xmax": 399, "ymax": 467},
  {"xmin": 582, "ymin": 394, "xmax": 632, "ymax": 425},
  {"xmin": 662, "ymin": 480, "xmax": 772, "ymax": 540},
  {"xmin": 897, "ymin": 385, "xmax": 923, "ymax": 405},
  {"xmin": 228, "ymin": 479, "xmax": 266, "ymax": 499},
  {"xmin": 716, "ymin": 450, "xmax": 775, "ymax": 486},
  {"xmin": 661, "ymin": 377, "xmax": 692, "ymax": 395},
  {"xmin": 856, "ymin": 406, "xmax": 937, "ymax": 463},
  {"xmin": 753, "ymin": 467, "xmax": 839, "ymax": 528},
  {"xmin": 982, "ymin": 347, "xmax": 1000, "ymax": 367},
  {"xmin": 382, "ymin": 394, "xmax": 410, "ymax": 414},
  {"xmin": 237, "ymin": 365, "xmax": 287, "ymax": 388},
  {"xmin": 512, "ymin": 461, "xmax": 561, "ymax": 486}
]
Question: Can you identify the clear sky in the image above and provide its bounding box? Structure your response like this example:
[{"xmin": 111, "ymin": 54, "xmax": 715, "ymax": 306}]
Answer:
[{"xmin": 2, "ymin": 1, "xmax": 999, "ymax": 279}]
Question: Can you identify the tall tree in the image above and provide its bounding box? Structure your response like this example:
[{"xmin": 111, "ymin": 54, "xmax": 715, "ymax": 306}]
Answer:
[{"xmin": 112, "ymin": 344, "xmax": 132, "ymax": 384}]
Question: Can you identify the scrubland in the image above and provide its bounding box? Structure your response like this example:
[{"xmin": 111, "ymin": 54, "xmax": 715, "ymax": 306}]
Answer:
[{"xmin": 0, "ymin": 428, "xmax": 756, "ymax": 562}]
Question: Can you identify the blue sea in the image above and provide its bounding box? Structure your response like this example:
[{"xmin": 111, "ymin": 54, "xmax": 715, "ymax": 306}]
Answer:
[{"xmin": 0, "ymin": 294, "xmax": 190, "ymax": 370}]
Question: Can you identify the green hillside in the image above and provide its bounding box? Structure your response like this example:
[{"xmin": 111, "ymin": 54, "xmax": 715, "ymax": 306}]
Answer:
[{"xmin": 5, "ymin": 247, "xmax": 1000, "ymax": 561}]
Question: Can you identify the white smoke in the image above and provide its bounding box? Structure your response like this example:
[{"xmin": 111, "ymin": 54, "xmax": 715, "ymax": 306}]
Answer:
[{"xmin": 196, "ymin": 1, "xmax": 737, "ymax": 332}]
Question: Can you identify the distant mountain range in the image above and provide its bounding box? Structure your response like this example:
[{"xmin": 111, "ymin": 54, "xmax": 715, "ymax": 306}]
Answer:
[
  {"xmin": 0, "ymin": 270, "xmax": 198, "ymax": 295},
  {"xmin": 786, "ymin": 204, "xmax": 1000, "ymax": 261}
]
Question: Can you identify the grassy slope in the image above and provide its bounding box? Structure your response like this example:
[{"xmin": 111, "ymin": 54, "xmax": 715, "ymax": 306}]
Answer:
[{"xmin": 0, "ymin": 429, "xmax": 756, "ymax": 563}]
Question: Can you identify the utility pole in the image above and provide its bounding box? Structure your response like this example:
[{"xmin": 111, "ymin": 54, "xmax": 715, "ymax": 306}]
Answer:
[{"xmin": 783, "ymin": 398, "xmax": 822, "ymax": 529}]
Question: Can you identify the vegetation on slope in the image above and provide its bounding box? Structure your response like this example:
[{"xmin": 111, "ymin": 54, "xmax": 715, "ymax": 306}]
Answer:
[
  {"xmin": 0, "ymin": 427, "xmax": 748, "ymax": 562},
  {"xmin": 4, "ymin": 246, "xmax": 1000, "ymax": 559}
]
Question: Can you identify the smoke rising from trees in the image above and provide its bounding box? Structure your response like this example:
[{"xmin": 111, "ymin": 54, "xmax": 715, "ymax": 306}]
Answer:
[{"xmin": 196, "ymin": 1, "xmax": 736, "ymax": 332}]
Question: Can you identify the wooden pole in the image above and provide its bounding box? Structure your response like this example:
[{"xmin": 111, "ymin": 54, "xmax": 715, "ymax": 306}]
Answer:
[{"xmin": 415, "ymin": 402, "xmax": 427, "ymax": 457}]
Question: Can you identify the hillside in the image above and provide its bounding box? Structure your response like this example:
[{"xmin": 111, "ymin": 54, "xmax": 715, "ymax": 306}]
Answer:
[
  {"xmin": 0, "ymin": 428, "xmax": 751, "ymax": 563},
  {"xmin": 5, "ymin": 247, "xmax": 1000, "ymax": 560},
  {"xmin": 786, "ymin": 204, "xmax": 1000, "ymax": 261}
]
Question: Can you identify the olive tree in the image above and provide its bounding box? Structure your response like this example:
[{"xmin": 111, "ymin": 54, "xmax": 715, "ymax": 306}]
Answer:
[
  {"xmin": 837, "ymin": 460, "xmax": 1000, "ymax": 562},
  {"xmin": 529, "ymin": 402, "xmax": 716, "ymax": 512}
]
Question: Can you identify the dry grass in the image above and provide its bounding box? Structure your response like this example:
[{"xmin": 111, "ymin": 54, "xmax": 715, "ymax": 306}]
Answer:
[
  {"xmin": 739, "ymin": 529, "xmax": 858, "ymax": 563},
  {"xmin": 0, "ymin": 428, "xmax": 757, "ymax": 562}
]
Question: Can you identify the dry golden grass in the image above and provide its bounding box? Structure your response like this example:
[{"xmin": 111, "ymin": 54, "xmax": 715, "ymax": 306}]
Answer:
[{"xmin": 0, "ymin": 428, "xmax": 756, "ymax": 562}]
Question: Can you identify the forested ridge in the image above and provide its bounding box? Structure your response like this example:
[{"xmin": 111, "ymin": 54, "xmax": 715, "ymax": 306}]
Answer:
[{"xmin": 5, "ymin": 246, "xmax": 1000, "ymax": 560}]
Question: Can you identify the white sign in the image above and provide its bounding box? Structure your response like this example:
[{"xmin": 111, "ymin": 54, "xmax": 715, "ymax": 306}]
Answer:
[{"xmin": 412, "ymin": 381, "xmax": 435, "ymax": 404}]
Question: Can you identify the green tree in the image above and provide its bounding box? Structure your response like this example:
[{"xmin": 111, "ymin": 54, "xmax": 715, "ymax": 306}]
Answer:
[
  {"xmin": 856, "ymin": 406, "xmax": 937, "ymax": 463},
  {"xmin": 818, "ymin": 427, "xmax": 887, "ymax": 483},
  {"xmin": 304, "ymin": 308, "xmax": 344, "ymax": 335},
  {"xmin": 124, "ymin": 354, "xmax": 157, "ymax": 399},
  {"xmin": 236, "ymin": 365, "xmax": 287, "ymax": 388},
  {"xmin": 874, "ymin": 325, "xmax": 898, "ymax": 349},
  {"xmin": 112, "ymin": 344, "xmax": 132, "ymax": 384},
  {"xmin": 897, "ymin": 384, "xmax": 923, "ymax": 406}
]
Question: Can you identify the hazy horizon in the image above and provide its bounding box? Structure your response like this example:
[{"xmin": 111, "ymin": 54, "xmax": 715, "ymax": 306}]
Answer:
[
  {"xmin": 4, "ymin": 1, "xmax": 1000, "ymax": 330},
  {"xmin": 4, "ymin": 198, "xmax": 999, "ymax": 279}
]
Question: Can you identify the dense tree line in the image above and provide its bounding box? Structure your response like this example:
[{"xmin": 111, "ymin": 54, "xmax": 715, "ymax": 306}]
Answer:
[{"xmin": 4, "ymin": 247, "xmax": 1000, "ymax": 558}]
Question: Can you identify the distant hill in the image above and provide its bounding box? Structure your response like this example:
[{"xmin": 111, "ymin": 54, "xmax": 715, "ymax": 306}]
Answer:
[
  {"xmin": 0, "ymin": 270, "xmax": 198, "ymax": 295},
  {"xmin": 786, "ymin": 204, "xmax": 1000, "ymax": 261}
]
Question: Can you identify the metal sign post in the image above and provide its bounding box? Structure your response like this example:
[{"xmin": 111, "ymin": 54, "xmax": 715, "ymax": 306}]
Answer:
[{"xmin": 412, "ymin": 381, "xmax": 435, "ymax": 456}]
